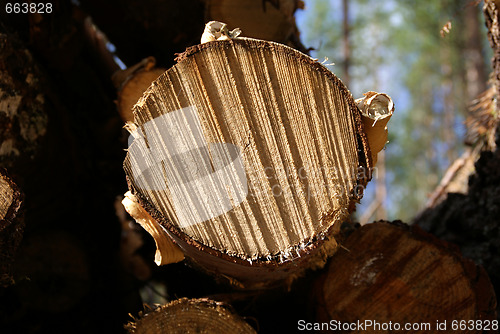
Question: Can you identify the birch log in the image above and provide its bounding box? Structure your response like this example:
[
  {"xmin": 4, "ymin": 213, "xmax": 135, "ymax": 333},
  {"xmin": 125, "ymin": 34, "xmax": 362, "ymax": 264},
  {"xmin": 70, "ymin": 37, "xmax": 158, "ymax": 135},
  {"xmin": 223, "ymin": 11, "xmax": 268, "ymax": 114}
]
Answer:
[
  {"xmin": 313, "ymin": 221, "xmax": 497, "ymax": 333},
  {"xmin": 0, "ymin": 168, "xmax": 24, "ymax": 287},
  {"xmin": 126, "ymin": 298, "xmax": 256, "ymax": 334},
  {"xmin": 124, "ymin": 38, "xmax": 372, "ymax": 287}
]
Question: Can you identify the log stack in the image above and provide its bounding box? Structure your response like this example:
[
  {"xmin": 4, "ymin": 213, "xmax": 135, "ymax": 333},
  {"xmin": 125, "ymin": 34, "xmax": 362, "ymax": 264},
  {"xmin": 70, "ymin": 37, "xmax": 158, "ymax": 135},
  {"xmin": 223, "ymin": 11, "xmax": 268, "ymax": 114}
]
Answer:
[{"xmin": 0, "ymin": 1, "xmax": 498, "ymax": 332}]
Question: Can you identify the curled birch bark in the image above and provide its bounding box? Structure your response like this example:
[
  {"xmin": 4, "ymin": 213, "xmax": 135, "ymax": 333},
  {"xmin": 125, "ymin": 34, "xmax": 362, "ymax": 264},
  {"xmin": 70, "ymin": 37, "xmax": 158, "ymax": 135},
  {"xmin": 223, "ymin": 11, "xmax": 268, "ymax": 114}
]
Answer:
[
  {"xmin": 0, "ymin": 168, "xmax": 24, "ymax": 287},
  {"xmin": 356, "ymin": 91, "xmax": 394, "ymax": 165},
  {"xmin": 114, "ymin": 57, "xmax": 166, "ymax": 123},
  {"xmin": 201, "ymin": 21, "xmax": 242, "ymax": 44},
  {"xmin": 122, "ymin": 191, "xmax": 184, "ymax": 265}
]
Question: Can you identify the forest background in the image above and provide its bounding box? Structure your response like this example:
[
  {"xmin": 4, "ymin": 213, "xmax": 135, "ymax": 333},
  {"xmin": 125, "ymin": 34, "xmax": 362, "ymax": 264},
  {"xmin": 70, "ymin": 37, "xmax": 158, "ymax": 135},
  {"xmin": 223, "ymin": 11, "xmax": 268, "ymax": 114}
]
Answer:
[{"xmin": 296, "ymin": 0, "xmax": 492, "ymax": 223}]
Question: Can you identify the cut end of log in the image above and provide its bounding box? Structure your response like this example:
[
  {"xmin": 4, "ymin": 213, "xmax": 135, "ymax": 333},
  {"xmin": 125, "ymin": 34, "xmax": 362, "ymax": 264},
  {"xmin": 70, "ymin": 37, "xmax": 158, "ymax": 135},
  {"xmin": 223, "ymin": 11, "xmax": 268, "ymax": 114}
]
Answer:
[
  {"xmin": 125, "ymin": 298, "xmax": 256, "ymax": 334},
  {"xmin": 124, "ymin": 38, "xmax": 372, "ymax": 286},
  {"xmin": 0, "ymin": 168, "xmax": 24, "ymax": 287},
  {"xmin": 122, "ymin": 191, "xmax": 184, "ymax": 265},
  {"xmin": 0, "ymin": 168, "xmax": 23, "ymax": 231},
  {"xmin": 356, "ymin": 91, "xmax": 394, "ymax": 165},
  {"xmin": 114, "ymin": 57, "xmax": 166, "ymax": 123},
  {"xmin": 314, "ymin": 221, "xmax": 497, "ymax": 331}
]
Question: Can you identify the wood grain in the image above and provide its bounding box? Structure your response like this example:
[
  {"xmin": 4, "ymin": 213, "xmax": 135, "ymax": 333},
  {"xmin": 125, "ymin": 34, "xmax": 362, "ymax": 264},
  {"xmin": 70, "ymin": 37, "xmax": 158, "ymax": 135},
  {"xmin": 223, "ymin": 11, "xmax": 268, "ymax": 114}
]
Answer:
[
  {"xmin": 126, "ymin": 298, "xmax": 256, "ymax": 334},
  {"xmin": 314, "ymin": 221, "xmax": 497, "ymax": 333},
  {"xmin": 124, "ymin": 38, "xmax": 370, "ymax": 285}
]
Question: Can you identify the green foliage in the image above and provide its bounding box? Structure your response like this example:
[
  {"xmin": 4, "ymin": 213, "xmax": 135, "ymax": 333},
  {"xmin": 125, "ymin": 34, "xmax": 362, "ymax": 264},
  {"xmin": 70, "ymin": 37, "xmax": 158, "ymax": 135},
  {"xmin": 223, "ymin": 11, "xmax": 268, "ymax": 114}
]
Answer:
[{"xmin": 299, "ymin": 0, "xmax": 491, "ymax": 221}]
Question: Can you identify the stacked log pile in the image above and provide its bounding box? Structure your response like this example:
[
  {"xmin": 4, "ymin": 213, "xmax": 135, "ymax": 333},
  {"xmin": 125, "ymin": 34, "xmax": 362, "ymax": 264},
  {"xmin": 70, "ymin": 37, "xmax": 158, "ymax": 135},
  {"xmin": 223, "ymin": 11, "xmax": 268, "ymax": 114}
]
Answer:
[{"xmin": 0, "ymin": 1, "xmax": 497, "ymax": 333}]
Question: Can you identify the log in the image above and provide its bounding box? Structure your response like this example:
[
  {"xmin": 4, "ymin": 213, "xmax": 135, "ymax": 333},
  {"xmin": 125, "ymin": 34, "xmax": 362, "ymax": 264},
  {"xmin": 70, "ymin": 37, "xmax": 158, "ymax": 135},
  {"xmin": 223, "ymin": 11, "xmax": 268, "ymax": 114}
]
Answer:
[
  {"xmin": 78, "ymin": 0, "xmax": 206, "ymax": 67},
  {"xmin": 125, "ymin": 298, "xmax": 256, "ymax": 334},
  {"xmin": 114, "ymin": 57, "xmax": 166, "ymax": 123},
  {"xmin": 0, "ymin": 33, "xmax": 49, "ymax": 172},
  {"xmin": 0, "ymin": 168, "xmax": 24, "ymax": 287},
  {"xmin": 313, "ymin": 221, "xmax": 497, "ymax": 333},
  {"xmin": 124, "ymin": 37, "xmax": 373, "ymax": 287}
]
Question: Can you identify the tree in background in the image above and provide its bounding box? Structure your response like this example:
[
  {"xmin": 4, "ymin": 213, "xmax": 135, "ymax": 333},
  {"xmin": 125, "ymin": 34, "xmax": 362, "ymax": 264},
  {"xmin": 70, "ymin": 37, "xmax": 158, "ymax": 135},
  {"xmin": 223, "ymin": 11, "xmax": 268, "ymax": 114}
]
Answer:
[{"xmin": 298, "ymin": 0, "xmax": 491, "ymax": 222}]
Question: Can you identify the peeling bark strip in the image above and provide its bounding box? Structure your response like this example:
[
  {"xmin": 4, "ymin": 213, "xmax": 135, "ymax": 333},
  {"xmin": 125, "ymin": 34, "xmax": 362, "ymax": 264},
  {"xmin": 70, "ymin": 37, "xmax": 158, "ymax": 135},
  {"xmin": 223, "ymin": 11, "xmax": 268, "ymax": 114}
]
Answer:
[
  {"xmin": 314, "ymin": 221, "xmax": 497, "ymax": 333},
  {"xmin": 0, "ymin": 168, "xmax": 24, "ymax": 287},
  {"xmin": 124, "ymin": 38, "xmax": 372, "ymax": 287},
  {"xmin": 125, "ymin": 298, "xmax": 256, "ymax": 334}
]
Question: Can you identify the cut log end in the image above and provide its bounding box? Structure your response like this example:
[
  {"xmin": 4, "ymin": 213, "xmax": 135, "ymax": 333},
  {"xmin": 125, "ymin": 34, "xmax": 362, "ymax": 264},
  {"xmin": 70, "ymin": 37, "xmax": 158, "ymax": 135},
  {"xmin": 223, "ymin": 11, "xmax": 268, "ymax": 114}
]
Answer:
[
  {"xmin": 313, "ymin": 221, "xmax": 497, "ymax": 332},
  {"xmin": 0, "ymin": 168, "xmax": 24, "ymax": 287},
  {"xmin": 124, "ymin": 38, "xmax": 372, "ymax": 286},
  {"xmin": 356, "ymin": 92, "xmax": 394, "ymax": 166},
  {"xmin": 125, "ymin": 298, "xmax": 256, "ymax": 334}
]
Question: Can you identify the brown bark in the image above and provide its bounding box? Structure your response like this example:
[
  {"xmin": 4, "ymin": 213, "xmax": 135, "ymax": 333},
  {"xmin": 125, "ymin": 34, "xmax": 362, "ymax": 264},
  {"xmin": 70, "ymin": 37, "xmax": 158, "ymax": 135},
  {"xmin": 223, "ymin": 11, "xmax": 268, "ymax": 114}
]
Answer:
[
  {"xmin": 0, "ymin": 2, "xmax": 144, "ymax": 332},
  {"xmin": 415, "ymin": 135, "xmax": 500, "ymax": 320},
  {"xmin": 485, "ymin": 0, "xmax": 500, "ymax": 107},
  {"xmin": 126, "ymin": 298, "xmax": 256, "ymax": 333},
  {"xmin": 313, "ymin": 221, "xmax": 497, "ymax": 333}
]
